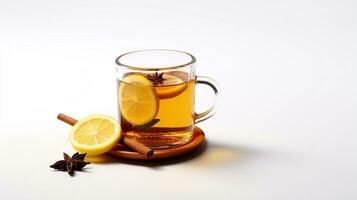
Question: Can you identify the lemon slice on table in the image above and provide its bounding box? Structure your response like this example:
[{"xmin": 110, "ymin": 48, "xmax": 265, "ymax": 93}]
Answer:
[
  {"xmin": 155, "ymin": 74, "xmax": 188, "ymax": 99},
  {"xmin": 69, "ymin": 114, "xmax": 121, "ymax": 156},
  {"xmin": 119, "ymin": 74, "xmax": 159, "ymax": 126}
]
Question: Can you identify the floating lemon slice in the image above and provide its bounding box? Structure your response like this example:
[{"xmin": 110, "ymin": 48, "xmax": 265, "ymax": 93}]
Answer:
[
  {"xmin": 69, "ymin": 114, "xmax": 121, "ymax": 156},
  {"xmin": 155, "ymin": 74, "xmax": 188, "ymax": 99},
  {"xmin": 119, "ymin": 74, "xmax": 159, "ymax": 126}
]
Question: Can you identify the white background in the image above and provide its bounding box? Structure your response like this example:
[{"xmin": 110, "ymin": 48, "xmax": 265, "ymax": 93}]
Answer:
[{"xmin": 0, "ymin": 0, "xmax": 356, "ymax": 199}]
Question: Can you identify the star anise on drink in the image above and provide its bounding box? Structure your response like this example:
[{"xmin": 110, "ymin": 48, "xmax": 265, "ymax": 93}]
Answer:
[
  {"xmin": 147, "ymin": 72, "xmax": 166, "ymax": 85},
  {"xmin": 50, "ymin": 152, "xmax": 90, "ymax": 176}
]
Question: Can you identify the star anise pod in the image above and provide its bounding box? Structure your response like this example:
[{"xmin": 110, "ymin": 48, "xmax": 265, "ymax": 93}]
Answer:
[
  {"xmin": 147, "ymin": 72, "xmax": 166, "ymax": 85},
  {"xmin": 50, "ymin": 152, "xmax": 90, "ymax": 176}
]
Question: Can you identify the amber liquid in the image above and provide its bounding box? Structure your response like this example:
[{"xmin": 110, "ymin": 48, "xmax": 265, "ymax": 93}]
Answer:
[{"xmin": 118, "ymin": 79, "xmax": 195, "ymax": 148}]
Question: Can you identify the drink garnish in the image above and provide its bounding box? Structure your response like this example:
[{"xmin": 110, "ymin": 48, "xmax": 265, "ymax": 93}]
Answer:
[
  {"xmin": 119, "ymin": 75, "xmax": 159, "ymax": 126},
  {"xmin": 50, "ymin": 152, "xmax": 90, "ymax": 176},
  {"xmin": 57, "ymin": 113, "xmax": 154, "ymax": 159},
  {"xmin": 134, "ymin": 118, "xmax": 160, "ymax": 131},
  {"xmin": 147, "ymin": 72, "xmax": 166, "ymax": 85},
  {"xmin": 68, "ymin": 114, "xmax": 121, "ymax": 156}
]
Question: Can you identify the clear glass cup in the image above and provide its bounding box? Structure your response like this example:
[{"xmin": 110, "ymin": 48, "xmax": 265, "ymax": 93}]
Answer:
[{"xmin": 115, "ymin": 49, "xmax": 219, "ymax": 148}]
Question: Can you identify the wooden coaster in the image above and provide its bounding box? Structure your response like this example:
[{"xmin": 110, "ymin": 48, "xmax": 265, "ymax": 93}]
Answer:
[{"xmin": 108, "ymin": 126, "xmax": 205, "ymax": 160}]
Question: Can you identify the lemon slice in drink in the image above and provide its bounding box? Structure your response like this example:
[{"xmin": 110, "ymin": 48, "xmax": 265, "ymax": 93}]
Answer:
[
  {"xmin": 69, "ymin": 114, "xmax": 121, "ymax": 156},
  {"xmin": 119, "ymin": 74, "xmax": 159, "ymax": 125},
  {"xmin": 155, "ymin": 74, "xmax": 188, "ymax": 99}
]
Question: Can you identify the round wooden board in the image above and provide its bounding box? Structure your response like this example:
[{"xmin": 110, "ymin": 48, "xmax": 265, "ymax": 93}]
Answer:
[{"xmin": 108, "ymin": 126, "xmax": 205, "ymax": 160}]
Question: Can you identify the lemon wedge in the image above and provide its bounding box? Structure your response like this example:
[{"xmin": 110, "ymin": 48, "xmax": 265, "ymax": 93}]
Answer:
[
  {"xmin": 69, "ymin": 114, "xmax": 121, "ymax": 155},
  {"xmin": 119, "ymin": 74, "xmax": 159, "ymax": 125},
  {"xmin": 155, "ymin": 74, "xmax": 187, "ymax": 99}
]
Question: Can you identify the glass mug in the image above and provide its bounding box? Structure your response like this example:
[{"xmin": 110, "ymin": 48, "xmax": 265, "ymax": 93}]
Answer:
[{"xmin": 115, "ymin": 49, "xmax": 219, "ymax": 148}]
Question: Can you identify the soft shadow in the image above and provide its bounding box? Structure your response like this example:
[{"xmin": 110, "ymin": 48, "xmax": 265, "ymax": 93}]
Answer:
[
  {"xmin": 89, "ymin": 140, "xmax": 208, "ymax": 169},
  {"xmin": 87, "ymin": 140, "xmax": 266, "ymax": 170},
  {"xmin": 188, "ymin": 141, "xmax": 263, "ymax": 168},
  {"xmin": 86, "ymin": 154, "xmax": 118, "ymax": 163}
]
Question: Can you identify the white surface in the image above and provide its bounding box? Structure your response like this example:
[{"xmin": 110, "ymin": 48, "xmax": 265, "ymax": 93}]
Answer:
[{"xmin": 0, "ymin": 0, "xmax": 356, "ymax": 199}]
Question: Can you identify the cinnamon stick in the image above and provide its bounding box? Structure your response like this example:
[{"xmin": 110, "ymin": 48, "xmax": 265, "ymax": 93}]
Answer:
[
  {"xmin": 123, "ymin": 137, "xmax": 154, "ymax": 158},
  {"xmin": 57, "ymin": 113, "xmax": 78, "ymax": 126},
  {"xmin": 57, "ymin": 113, "xmax": 154, "ymax": 158}
]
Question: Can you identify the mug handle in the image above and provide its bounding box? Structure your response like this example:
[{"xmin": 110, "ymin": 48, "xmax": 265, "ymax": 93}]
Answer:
[{"xmin": 195, "ymin": 76, "xmax": 219, "ymax": 123}]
